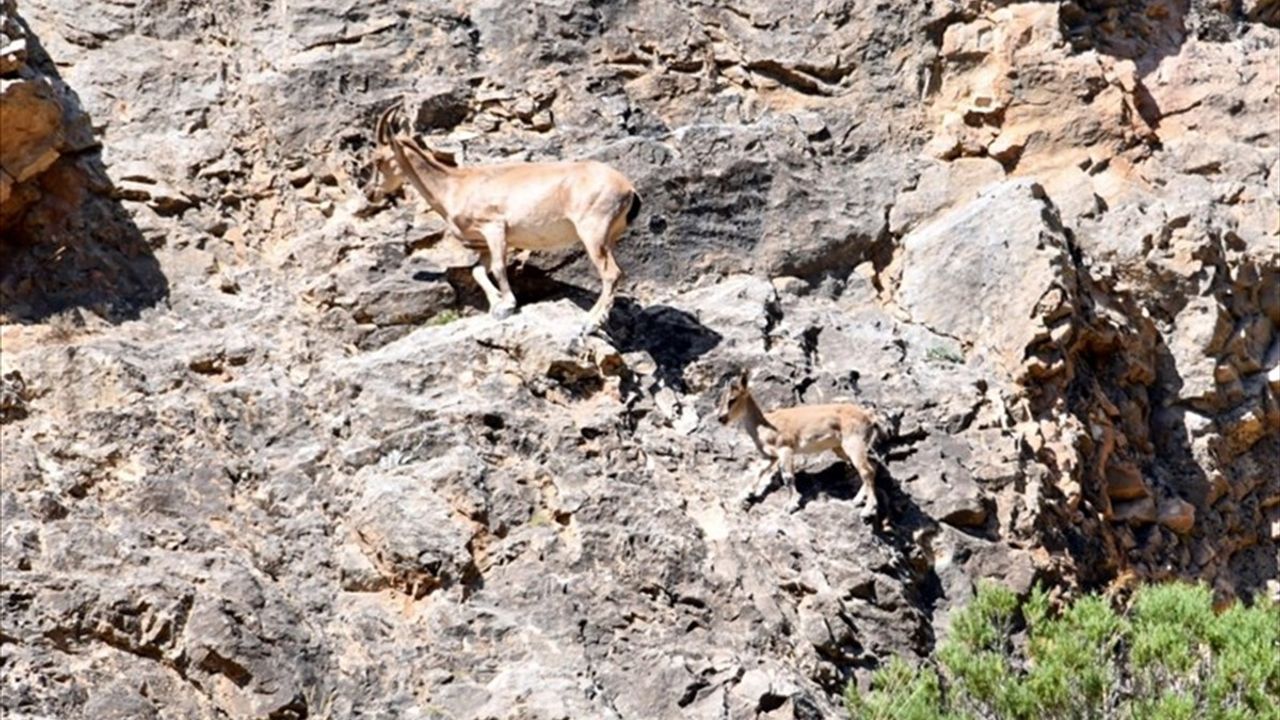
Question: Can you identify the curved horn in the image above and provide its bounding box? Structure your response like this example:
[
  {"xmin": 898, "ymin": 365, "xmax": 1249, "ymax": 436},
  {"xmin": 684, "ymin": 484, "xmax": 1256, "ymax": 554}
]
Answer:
[{"xmin": 376, "ymin": 103, "xmax": 400, "ymax": 146}]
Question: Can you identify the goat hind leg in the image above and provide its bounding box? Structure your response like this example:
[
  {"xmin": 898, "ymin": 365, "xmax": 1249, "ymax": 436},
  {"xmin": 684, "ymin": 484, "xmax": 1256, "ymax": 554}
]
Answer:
[
  {"xmin": 578, "ymin": 219, "xmax": 624, "ymax": 332},
  {"xmin": 480, "ymin": 226, "xmax": 517, "ymax": 318},
  {"xmin": 843, "ymin": 434, "xmax": 879, "ymax": 519}
]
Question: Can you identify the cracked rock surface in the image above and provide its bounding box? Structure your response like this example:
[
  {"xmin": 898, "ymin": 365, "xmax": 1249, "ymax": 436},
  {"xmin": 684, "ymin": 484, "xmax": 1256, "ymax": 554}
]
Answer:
[{"xmin": 1, "ymin": 0, "xmax": 1277, "ymax": 718}]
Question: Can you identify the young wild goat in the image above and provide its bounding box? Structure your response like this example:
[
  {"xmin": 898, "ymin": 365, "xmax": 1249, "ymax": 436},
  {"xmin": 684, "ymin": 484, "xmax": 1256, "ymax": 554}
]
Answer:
[
  {"xmin": 364, "ymin": 103, "xmax": 641, "ymax": 332},
  {"xmin": 717, "ymin": 370, "xmax": 882, "ymax": 516}
]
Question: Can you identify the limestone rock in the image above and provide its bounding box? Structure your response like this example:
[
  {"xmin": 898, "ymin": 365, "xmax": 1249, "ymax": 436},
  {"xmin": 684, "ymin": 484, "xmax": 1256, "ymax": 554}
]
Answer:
[
  {"xmin": 898, "ymin": 180, "xmax": 1076, "ymax": 379},
  {"xmin": 350, "ymin": 455, "xmax": 480, "ymax": 597},
  {"xmin": 2, "ymin": 0, "xmax": 1278, "ymax": 717},
  {"xmin": 1105, "ymin": 463, "xmax": 1151, "ymax": 501},
  {"xmin": 890, "ymin": 158, "xmax": 1006, "ymax": 236},
  {"xmin": 1158, "ymin": 496, "xmax": 1197, "ymax": 535},
  {"xmin": 1113, "ymin": 497, "xmax": 1158, "ymax": 526}
]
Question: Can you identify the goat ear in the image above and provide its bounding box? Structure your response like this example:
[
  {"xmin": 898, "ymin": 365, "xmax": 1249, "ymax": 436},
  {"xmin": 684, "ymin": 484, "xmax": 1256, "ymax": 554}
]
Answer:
[{"xmin": 431, "ymin": 149, "xmax": 458, "ymax": 167}]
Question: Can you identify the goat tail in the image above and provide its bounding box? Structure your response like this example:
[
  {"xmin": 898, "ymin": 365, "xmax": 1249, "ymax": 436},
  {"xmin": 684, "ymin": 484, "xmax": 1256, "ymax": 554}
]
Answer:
[
  {"xmin": 625, "ymin": 191, "xmax": 642, "ymax": 225},
  {"xmin": 865, "ymin": 425, "xmax": 885, "ymax": 466},
  {"xmin": 867, "ymin": 411, "xmax": 889, "ymax": 467}
]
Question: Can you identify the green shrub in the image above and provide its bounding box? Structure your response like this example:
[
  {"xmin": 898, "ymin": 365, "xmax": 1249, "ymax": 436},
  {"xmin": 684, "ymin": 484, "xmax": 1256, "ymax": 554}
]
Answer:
[
  {"xmin": 844, "ymin": 657, "xmax": 955, "ymax": 720},
  {"xmin": 846, "ymin": 582, "xmax": 1279, "ymax": 720}
]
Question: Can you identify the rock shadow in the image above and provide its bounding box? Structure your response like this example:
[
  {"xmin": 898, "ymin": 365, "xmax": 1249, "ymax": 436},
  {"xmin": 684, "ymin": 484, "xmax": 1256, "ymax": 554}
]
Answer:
[
  {"xmin": 0, "ymin": 14, "xmax": 167, "ymax": 323},
  {"xmin": 793, "ymin": 462, "xmax": 862, "ymax": 508},
  {"xmin": 440, "ymin": 254, "xmax": 597, "ymax": 315},
  {"xmin": 607, "ymin": 299, "xmax": 723, "ymax": 390},
  {"xmin": 745, "ymin": 456, "xmax": 896, "ymax": 518},
  {"xmin": 739, "ymin": 462, "xmax": 858, "ymax": 512},
  {"xmin": 1059, "ymin": 0, "xmax": 1192, "ymax": 77},
  {"xmin": 510, "ymin": 255, "xmax": 597, "ymax": 310},
  {"xmin": 1147, "ymin": 342, "xmax": 1215, "ymax": 509},
  {"xmin": 438, "ymin": 265, "xmax": 724, "ymax": 391},
  {"xmin": 1147, "ymin": 342, "xmax": 1277, "ymax": 601}
]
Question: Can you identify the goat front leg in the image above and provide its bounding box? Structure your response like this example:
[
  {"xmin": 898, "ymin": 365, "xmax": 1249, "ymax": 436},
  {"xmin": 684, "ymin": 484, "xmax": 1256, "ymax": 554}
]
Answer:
[
  {"xmin": 479, "ymin": 225, "xmax": 517, "ymax": 318},
  {"xmin": 512, "ymin": 249, "xmax": 534, "ymax": 273},
  {"xmin": 740, "ymin": 456, "xmax": 778, "ymax": 509},
  {"xmin": 470, "ymin": 249, "xmax": 504, "ymax": 312},
  {"xmin": 777, "ymin": 447, "xmax": 801, "ymax": 513}
]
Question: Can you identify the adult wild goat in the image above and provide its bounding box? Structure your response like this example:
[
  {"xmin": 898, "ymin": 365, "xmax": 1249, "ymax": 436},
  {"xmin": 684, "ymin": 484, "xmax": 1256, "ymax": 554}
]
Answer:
[{"xmin": 365, "ymin": 103, "xmax": 641, "ymax": 332}]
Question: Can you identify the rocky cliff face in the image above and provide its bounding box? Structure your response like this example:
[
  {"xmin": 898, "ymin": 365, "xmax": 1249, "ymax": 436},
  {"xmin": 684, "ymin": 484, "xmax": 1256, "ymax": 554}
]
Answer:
[{"xmin": 1, "ymin": 0, "xmax": 1277, "ymax": 718}]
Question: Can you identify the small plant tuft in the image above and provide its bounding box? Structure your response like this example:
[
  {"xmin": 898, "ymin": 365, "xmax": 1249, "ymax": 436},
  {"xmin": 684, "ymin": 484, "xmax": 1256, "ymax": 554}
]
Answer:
[
  {"xmin": 376, "ymin": 448, "xmax": 412, "ymax": 469},
  {"xmin": 926, "ymin": 345, "xmax": 964, "ymax": 364},
  {"xmin": 526, "ymin": 509, "xmax": 554, "ymax": 528},
  {"xmin": 427, "ymin": 309, "xmax": 461, "ymax": 326}
]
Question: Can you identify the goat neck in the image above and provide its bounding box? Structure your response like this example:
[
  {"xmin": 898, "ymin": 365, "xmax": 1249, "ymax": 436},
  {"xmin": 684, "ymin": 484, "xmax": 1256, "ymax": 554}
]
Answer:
[
  {"xmin": 735, "ymin": 391, "xmax": 775, "ymax": 454},
  {"xmin": 390, "ymin": 134, "xmax": 457, "ymax": 217}
]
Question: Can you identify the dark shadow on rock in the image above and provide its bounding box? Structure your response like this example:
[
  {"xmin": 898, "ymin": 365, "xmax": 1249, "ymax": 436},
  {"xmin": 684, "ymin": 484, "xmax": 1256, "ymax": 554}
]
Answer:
[
  {"xmin": 739, "ymin": 462, "xmax": 858, "ymax": 511},
  {"xmin": 510, "ymin": 254, "xmax": 597, "ymax": 310},
  {"xmin": 0, "ymin": 14, "xmax": 167, "ymax": 323},
  {"xmin": 746, "ymin": 453, "xmax": 899, "ymax": 522},
  {"xmin": 433, "ymin": 260, "xmax": 726, "ymax": 393},
  {"xmin": 794, "ymin": 462, "xmax": 862, "ymax": 508},
  {"xmin": 1039, "ymin": 262, "xmax": 1277, "ymax": 598},
  {"xmin": 1148, "ymin": 342, "xmax": 1214, "ymax": 508},
  {"xmin": 411, "ymin": 270, "xmax": 448, "ymax": 284},
  {"xmin": 438, "ymin": 254, "xmax": 598, "ymax": 315},
  {"xmin": 606, "ymin": 299, "xmax": 724, "ymax": 390},
  {"xmin": 1059, "ymin": 0, "xmax": 1192, "ymax": 77},
  {"xmin": 849, "ymin": 462, "xmax": 947, "ymax": 657},
  {"xmin": 1147, "ymin": 342, "xmax": 1276, "ymax": 602},
  {"xmin": 440, "ymin": 266, "xmax": 487, "ymax": 312}
]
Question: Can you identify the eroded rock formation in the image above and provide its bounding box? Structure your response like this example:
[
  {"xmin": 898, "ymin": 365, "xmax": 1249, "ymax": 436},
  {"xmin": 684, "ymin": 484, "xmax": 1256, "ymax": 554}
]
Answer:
[{"xmin": 1, "ymin": 0, "xmax": 1276, "ymax": 717}]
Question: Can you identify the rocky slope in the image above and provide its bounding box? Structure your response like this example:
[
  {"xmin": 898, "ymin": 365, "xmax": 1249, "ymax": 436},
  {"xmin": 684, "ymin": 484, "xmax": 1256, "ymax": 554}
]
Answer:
[{"xmin": 1, "ymin": 0, "xmax": 1277, "ymax": 717}]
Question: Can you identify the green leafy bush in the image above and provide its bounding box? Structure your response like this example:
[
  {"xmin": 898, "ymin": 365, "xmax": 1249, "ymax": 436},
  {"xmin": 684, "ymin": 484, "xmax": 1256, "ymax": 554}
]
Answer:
[{"xmin": 846, "ymin": 582, "xmax": 1279, "ymax": 720}]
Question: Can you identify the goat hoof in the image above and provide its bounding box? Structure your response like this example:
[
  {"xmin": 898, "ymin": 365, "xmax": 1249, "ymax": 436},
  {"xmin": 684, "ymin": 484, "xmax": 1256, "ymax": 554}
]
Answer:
[
  {"xmin": 859, "ymin": 503, "xmax": 878, "ymax": 520},
  {"xmin": 491, "ymin": 303, "xmax": 517, "ymax": 320}
]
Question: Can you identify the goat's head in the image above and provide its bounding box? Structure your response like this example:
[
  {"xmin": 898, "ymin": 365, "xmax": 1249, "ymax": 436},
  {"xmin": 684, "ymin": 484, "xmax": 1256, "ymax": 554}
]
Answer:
[
  {"xmin": 364, "ymin": 103, "xmax": 461, "ymax": 205},
  {"xmin": 717, "ymin": 369, "xmax": 752, "ymax": 424}
]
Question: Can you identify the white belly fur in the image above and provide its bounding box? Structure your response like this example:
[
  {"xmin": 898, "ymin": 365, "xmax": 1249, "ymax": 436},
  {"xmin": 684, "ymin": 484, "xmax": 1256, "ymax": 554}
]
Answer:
[
  {"xmin": 795, "ymin": 433, "xmax": 841, "ymax": 455},
  {"xmin": 506, "ymin": 218, "xmax": 579, "ymax": 251}
]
